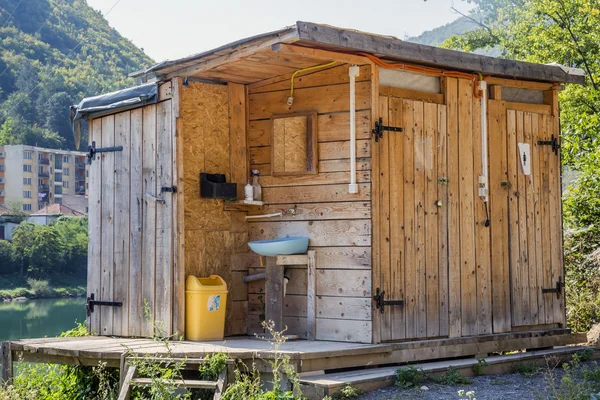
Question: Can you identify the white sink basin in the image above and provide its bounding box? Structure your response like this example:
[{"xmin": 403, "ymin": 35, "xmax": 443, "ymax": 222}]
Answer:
[{"xmin": 248, "ymin": 237, "xmax": 309, "ymax": 257}]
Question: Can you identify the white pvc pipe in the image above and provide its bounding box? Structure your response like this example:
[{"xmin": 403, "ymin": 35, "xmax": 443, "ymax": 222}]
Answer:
[
  {"xmin": 348, "ymin": 65, "xmax": 360, "ymax": 194},
  {"xmin": 245, "ymin": 212, "xmax": 283, "ymax": 220},
  {"xmin": 479, "ymin": 80, "xmax": 489, "ymax": 202}
]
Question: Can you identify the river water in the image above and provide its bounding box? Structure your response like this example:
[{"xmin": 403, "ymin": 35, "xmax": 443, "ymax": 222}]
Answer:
[{"xmin": 0, "ymin": 297, "xmax": 86, "ymax": 341}]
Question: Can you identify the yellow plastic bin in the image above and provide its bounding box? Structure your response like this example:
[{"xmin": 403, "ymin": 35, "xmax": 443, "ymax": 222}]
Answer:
[{"xmin": 185, "ymin": 275, "xmax": 228, "ymax": 341}]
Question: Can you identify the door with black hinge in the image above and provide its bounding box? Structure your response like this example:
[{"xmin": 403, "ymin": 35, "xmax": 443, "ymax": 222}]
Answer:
[{"xmin": 376, "ymin": 95, "xmax": 449, "ymax": 341}]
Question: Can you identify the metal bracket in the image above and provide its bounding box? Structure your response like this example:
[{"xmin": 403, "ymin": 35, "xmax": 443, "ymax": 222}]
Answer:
[
  {"xmin": 161, "ymin": 186, "xmax": 177, "ymax": 193},
  {"xmin": 86, "ymin": 293, "xmax": 123, "ymax": 316},
  {"xmin": 372, "ymin": 117, "xmax": 403, "ymax": 142},
  {"xmin": 87, "ymin": 141, "xmax": 124, "ymax": 164},
  {"xmin": 538, "ymin": 135, "xmax": 560, "ymax": 155},
  {"xmin": 542, "ymin": 276, "xmax": 565, "ymax": 299},
  {"xmin": 373, "ymin": 288, "xmax": 405, "ymax": 314}
]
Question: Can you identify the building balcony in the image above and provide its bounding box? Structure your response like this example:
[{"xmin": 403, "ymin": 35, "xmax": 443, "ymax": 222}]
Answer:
[
  {"xmin": 75, "ymin": 187, "xmax": 86, "ymax": 195},
  {"xmin": 75, "ymin": 175, "xmax": 86, "ymax": 181},
  {"xmin": 39, "ymin": 184, "xmax": 49, "ymax": 192},
  {"xmin": 38, "ymin": 171, "xmax": 49, "ymax": 178},
  {"xmin": 75, "ymin": 162, "xmax": 86, "ymax": 169},
  {"xmin": 38, "ymin": 158, "xmax": 50, "ymax": 165}
]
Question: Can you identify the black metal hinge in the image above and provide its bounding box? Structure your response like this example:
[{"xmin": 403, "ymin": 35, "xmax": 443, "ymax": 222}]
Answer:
[
  {"xmin": 373, "ymin": 288, "xmax": 405, "ymax": 314},
  {"xmin": 86, "ymin": 293, "xmax": 123, "ymax": 316},
  {"xmin": 87, "ymin": 141, "xmax": 124, "ymax": 164},
  {"xmin": 372, "ymin": 117, "xmax": 403, "ymax": 142},
  {"xmin": 161, "ymin": 186, "xmax": 177, "ymax": 193},
  {"xmin": 542, "ymin": 277, "xmax": 565, "ymax": 299},
  {"xmin": 538, "ymin": 135, "xmax": 560, "ymax": 155}
]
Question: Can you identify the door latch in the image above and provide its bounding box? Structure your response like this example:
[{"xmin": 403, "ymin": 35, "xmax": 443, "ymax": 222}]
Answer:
[{"xmin": 373, "ymin": 288, "xmax": 405, "ymax": 314}]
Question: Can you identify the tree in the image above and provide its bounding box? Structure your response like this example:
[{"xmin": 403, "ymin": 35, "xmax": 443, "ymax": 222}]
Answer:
[{"xmin": 445, "ymin": 0, "xmax": 600, "ymax": 331}]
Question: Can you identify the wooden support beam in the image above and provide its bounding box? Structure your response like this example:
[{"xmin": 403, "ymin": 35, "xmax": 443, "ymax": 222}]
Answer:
[
  {"xmin": 265, "ymin": 258, "xmax": 285, "ymax": 333},
  {"xmin": 307, "ymin": 250, "xmax": 317, "ymax": 341},
  {"xmin": 1, "ymin": 342, "xmax": 12, "ymax": 384},
  {"xmin": 164, "ymin": 31, "xmax": 299, "ymax": 79},
  {"xmin": 277, "ymin": 254, "xmax": 309, "ymax": 265},
  {"xmin": 117, "ymin": 365, "xmax": 137, "ymax": 400},
  {"xmin": 489, "ymin": 85, "xmax": 502, "ymax": 100},
  {"xmin": 505, "ymin": 101, "xmax": 552, "ymax": 115},
  {"xmin": 272, "ymin": 43, "xmax": 371, "ymax": 66},
  {"xmin": 484, "ymin": 77, "xmax": 557, "ymax": 91},
  {"xmin": 379, "ymin": 86, "xmax": 444, "ymax": 104}
]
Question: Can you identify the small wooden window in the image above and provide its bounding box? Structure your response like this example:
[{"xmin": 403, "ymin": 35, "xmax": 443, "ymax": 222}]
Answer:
[{"xmin": 271, "ymin": 111, "xmax": 318, "ymax": 175}]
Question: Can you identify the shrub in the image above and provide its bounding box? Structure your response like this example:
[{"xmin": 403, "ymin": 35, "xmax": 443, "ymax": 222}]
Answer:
[
  {"xmin": 509, "ymin": 361, "xmax": 539, "ymax": 376},
  {"xmin": 333, "ymin": 384, "xmax": 361, "ymax": 399},
  {"xmin": 395, "ymin": 366, "xmax": 425, "ymax": 389},
  {"xmin": 26, "ymin": 278, "xmax": 52, "ymax": 297},
  {"xmin": 432, "ymin": 366, "xmax": 471, "ymax": 386},
  {"xmin": 472, "ymin": 357, "xmax": 489, "ymax": 376}
]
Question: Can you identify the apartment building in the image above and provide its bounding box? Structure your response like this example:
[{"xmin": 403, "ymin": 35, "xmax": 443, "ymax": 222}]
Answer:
[{"xmin": 0, "ymin": 145, "xmax": 88, "ymax": 212}]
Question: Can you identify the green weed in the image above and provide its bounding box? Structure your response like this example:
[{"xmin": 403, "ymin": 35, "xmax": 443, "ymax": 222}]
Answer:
[
  {"xmin": 509, "ymin": 361, "xmax": 539, "ymax": 376},
  {"xmin": 395, "ymin": 366, "xmax": 425, "ymax": 389},
  {"xmin": 432, "ymin": 366, "xmax": 471, "ymax": 386},
  {"xmin": 471, "ymin": 358, "xmax": 489, "ymax": 376}
]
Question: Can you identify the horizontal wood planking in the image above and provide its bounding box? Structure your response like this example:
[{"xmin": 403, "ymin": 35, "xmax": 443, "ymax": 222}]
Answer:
[
  {"xmin": 316, "ymin": 296, "xmax": 372, "ymax": 320},
  {"xmin": 316, "ymin": 319, "xmax": 372, "ymax": 343},
  {"xmin": 248, "ymin": 220, "xmax": 371, "ymax": 247},
  {"xmin": 249, "ymin": 111, "xmax": 371, "ymax": 147},
  {"xmin": 234, "ymin": 247, "xmax": 371, "ymax": 270},
  {"xmin": 262, "ymin": 183, "xmax": 370, "ymax": 204},
  {"xmin": 249, "ymin": 64, "xmax": 371, "ymax": 93},
  {"xmin": 258, "ymin": 171, "xmax": 370, "ymax": 187},
  {"xmin": 250, "ymin": 140, "xmax": 371, "ymax": 164},
  {"xmin": 249, "ymin": 81, "xmax": 371, "ymax": 120},
  {"xmin": 249, "ymin": 202, "xmax": 370, "ymax": 221},
  {"xmin": 245, "ymin": 65, "xmax": 374, "ymax": 343}
]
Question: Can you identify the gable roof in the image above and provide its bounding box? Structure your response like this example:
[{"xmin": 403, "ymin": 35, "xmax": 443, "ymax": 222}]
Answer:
[
  {"xmin": 132, "ymin": 21, "xmax": 585, "ymax": 85},
  {"xmin": 0, "ymin": 204, "xmax": 11, "ymax": 216},
  {"xmin": 31, "ymin": 203, "xmax": 84, "ymax": 217}
]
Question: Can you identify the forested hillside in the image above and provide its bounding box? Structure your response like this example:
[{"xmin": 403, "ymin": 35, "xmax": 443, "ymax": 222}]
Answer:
[
  {"xmin": 408, "ymin": 15, "xmax": 477, "ymax": 46},
  {"xmin": 0, "ymin": 0, "xmax": 154, "ymax": 150}
]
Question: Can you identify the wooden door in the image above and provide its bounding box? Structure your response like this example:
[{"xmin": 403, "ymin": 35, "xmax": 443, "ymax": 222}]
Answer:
[
  {"xmin": 87, "ymin": 101, "xmax": 177, "ymax": 337},
  {"xmin": 377, "ymin": 96, "xmax": 449, "ymax": 341},
  {"xmin": 505, "ymin": 109, "xmax": 564, "ymax": 327},
  {"xmin": 488, "ymin": 103, "xmax": 565, "ymax": 330}
]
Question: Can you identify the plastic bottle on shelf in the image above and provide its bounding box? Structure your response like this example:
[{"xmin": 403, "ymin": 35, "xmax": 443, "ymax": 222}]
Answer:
[
  {"xmin": 251, "ymin": 169, "xmax": 262, "ymax": 201},
  {"xmin": 244, "ymin": 179, "xmax": 253, "ymax": 202}
]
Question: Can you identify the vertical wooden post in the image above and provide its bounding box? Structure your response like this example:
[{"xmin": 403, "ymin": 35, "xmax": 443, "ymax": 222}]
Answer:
[
  {"xmin": 306, "ymin": 250, "xmax": 317, "ymax": 340},
  {"xmin": 1, "ymin": 342, "xmax": 12, "ymax": 385},
  {"xmin": 265, "ymin": 257, "xmax": 284, "ymax": 333}
]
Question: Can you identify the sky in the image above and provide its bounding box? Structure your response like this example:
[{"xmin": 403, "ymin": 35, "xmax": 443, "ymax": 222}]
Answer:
[{"xmin": 86, "ymin": 0, "xmax": 474, "ymax": 63}]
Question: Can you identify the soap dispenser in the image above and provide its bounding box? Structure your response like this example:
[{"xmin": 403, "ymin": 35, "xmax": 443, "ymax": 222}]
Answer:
[{"xmin": 251, "ymin": 169, "xmax": 262, "ymax": 201}]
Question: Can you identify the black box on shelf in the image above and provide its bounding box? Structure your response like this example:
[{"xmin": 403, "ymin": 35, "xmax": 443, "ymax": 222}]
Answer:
[{"xmin": 200, "ymin": 173, "xmax": 237, "ymax": 199}]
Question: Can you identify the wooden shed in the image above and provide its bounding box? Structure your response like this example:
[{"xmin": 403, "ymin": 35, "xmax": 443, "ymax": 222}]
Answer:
[{"xmin": 79, "ymin": 22, "xmax": 585, "ymax": 351}]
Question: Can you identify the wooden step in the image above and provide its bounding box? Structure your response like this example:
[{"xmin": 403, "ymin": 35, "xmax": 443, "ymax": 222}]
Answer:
[
  {"xmin": 299, "ymin": 346, "xmax": 597, "ymax": 400},
  {"xmin": 131, "ymin": 377, "xmax": 218, "ymax": 389}
]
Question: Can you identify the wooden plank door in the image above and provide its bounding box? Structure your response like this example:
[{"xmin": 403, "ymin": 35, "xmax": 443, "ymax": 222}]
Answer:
[
  {"xmin": 377, "ymin": 95, "xmax": 449, "ymax": 341},
  {"xmin": 505, "ymin": 109, "xmax": 564, "ymax": 327},
  {"xmin": 87, "ymin": 101, "xmax": 176, "ymax": 337}
]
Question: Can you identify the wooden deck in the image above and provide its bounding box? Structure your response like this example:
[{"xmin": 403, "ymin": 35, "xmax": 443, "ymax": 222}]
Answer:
[{"xmin": 3, "ymin": 328, "xmax": 585, "ymax": 376}]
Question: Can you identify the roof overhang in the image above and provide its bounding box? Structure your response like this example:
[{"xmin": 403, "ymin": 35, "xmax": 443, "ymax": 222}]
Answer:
[{"xmin": 131, "ymin": 21, "xmax": 585, "ymax": 85}]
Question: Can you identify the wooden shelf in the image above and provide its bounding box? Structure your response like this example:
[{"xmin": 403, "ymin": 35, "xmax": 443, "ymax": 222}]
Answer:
[{"xmin": 223, "ymin": 200, "xmax": 264, "ymax": 211}]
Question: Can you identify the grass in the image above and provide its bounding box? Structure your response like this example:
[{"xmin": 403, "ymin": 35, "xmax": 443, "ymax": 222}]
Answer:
[{"xmin": 0, "ymin": 274, "xmax": 86, "ymax": 300}]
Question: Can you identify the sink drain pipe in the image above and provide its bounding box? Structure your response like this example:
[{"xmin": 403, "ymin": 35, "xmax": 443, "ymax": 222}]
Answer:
[{"xmin": 242, "ymin": 270, "xmax": 291, "ymax": 296}]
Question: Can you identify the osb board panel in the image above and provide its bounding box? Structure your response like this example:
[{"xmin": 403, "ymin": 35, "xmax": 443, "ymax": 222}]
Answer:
[{"xmin": 179, "ymin": 80, "xmax": 248, "ymax": 336}]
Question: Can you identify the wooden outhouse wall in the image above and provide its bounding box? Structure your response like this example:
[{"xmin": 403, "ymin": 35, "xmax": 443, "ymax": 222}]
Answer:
[
  {"xmin": 177, "ymin": 79, "xmax": 249, "ymax": 336},
  {"xmin": 244, "ymin": 64, "xmax": 374, "ymax": 342}
]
